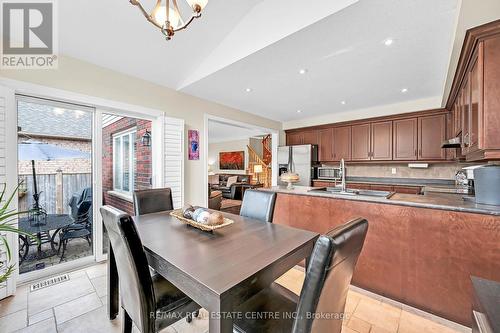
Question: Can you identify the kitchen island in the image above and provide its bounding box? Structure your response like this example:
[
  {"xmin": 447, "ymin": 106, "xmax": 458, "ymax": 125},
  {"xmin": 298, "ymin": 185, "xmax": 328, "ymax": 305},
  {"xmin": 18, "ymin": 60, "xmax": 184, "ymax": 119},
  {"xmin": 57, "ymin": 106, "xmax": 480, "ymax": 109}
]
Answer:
[{"xmin": 261, "ymin": 186, "xmax": 500, "ymax": 327}]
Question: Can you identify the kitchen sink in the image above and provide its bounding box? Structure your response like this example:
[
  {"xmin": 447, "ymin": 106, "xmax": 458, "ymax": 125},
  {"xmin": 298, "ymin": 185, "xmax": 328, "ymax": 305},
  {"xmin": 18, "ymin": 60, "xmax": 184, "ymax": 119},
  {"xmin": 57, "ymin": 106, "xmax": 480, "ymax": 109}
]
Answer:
[{"xmin": 308, "ymin": 187, "xmax": 395, "ymax": 198}]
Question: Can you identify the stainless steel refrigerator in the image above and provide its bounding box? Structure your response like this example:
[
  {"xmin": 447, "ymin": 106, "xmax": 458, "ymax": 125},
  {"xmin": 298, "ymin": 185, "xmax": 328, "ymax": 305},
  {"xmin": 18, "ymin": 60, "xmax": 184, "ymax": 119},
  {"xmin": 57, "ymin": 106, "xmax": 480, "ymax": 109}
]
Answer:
[{"xmin": 278, "ymin": 145, "xmax": 318, "ymax": 187}]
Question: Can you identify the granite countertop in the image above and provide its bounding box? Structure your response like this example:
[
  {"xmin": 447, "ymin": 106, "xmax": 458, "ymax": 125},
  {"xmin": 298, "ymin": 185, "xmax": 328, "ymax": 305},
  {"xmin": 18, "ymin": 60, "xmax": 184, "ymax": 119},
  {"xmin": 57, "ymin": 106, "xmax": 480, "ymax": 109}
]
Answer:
[
  {"xmin": 472, "ymin": 276, "xmax": 500, "ymax": 333},
  {"xmin": 261, "ymin": 186, "xmax": 500, "ymax": 216}
]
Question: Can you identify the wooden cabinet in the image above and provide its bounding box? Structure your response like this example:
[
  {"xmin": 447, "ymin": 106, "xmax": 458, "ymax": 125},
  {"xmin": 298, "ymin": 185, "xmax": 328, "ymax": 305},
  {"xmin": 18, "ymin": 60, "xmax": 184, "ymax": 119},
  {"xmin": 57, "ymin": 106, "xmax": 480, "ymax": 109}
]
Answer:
[
  {"xmin": 286, "ymin": 130, "xmax": 318, "ymax": 145},
  {"xmin": 393, "ymin": 118, "xmax": 418, "ymax": 160},
  {"xmin": 332, "ymin": 126, "xmax": 351, "ymax": 161},
  {"xmin": 302, "ymin": 130, "xmax": 319, "ymax": 145},
  {"xmin": 418, "ymin": 114, "xmax": 446, "ymax": 160},
  {"xmin": 286, "ymin": 132, "xmax": 303, "ymax": 145},
  {"xmin": 371, "ymin": 121, "xmax": 393, "ymax": 160},
  {"xmin": 351, "ymin": 124, "xmax": 371, "ymax": 161},
  {"xmin": 468, "ymin": 46, "xmax": 482, "ymax": 154},
  {"xmin": 446, "ymin": 24, "xmax": 500, "ymax": 161},
  {"xmin": 318, "ymin": 128, "xmax": 333, "ymax": 161},
  {"xmin": 351, "ymin": 122, "xmax": 392, "ymax": 161},
  {"xmin": 312, "ymin": 180, "xmax": 335, "ymax": 187}
]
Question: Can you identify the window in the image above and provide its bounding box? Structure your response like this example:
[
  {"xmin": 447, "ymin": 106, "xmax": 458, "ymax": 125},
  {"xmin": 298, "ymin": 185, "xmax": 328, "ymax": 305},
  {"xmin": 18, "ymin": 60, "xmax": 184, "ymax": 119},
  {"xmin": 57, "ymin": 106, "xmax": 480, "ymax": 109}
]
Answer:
[{"xmin": 113, "ymin": 128, "xmax": 136, "ymax": 194}]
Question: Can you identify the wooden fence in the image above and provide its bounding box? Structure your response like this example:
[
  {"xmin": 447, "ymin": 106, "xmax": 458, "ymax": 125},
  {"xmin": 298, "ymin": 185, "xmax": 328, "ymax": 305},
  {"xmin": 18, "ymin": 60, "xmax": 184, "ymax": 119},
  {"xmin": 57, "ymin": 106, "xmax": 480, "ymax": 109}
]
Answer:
[{"xmin": 18, "ymin": 173, "xmax": 92, "ymax": 215}]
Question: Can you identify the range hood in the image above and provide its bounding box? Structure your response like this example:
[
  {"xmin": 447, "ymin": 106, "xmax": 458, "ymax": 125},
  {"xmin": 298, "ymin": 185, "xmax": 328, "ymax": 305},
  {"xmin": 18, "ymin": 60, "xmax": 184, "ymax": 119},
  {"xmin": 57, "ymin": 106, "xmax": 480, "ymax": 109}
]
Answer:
[{"xmin": 441, "ymin": 136, "xmax": 461, "ymax": 148}]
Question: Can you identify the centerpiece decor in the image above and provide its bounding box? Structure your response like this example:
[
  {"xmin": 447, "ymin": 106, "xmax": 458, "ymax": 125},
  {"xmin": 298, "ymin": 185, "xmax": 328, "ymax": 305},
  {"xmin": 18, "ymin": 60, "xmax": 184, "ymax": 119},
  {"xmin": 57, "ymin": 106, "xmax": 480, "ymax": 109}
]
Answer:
[
  {"xmin": 170, "ymin": 205, "xmax": 234, "ymax": 232},
  {"xmin": 280, "ymin": 146, "xmax": 300, "ymax": 189}
]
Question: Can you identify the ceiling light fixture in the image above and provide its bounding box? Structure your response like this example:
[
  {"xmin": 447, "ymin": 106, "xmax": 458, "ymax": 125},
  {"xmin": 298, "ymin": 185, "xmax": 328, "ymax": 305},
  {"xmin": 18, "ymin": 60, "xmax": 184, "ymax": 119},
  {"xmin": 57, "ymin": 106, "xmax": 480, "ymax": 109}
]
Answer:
[
  {"xmin": 299, "ymin": 69, "xmax": 308, "ymax": 74},
  {"xmin": 384, "ymin": 38, "xmax": 394, "ymax": 46},
  {"xmin": 130, "ymin": 0, "xmax": 208, "ymax": 41},
  {"xmin": 53, "ymin": 108, "xmax": 65, "ymax": 115},
  {"xmin": 401, "ymin": 88, "xmax": 408, "ymax": 93},
  {"xmin": 296, "ymin": 110, "xmax": 302, "ymax": 113},
  {"xmin": 340, "ymin": 101, "xmax": 346, "ymax": 105},
  {"xmin": 245, "ymin": 88, "xmax": 252, "ymax": 93}
]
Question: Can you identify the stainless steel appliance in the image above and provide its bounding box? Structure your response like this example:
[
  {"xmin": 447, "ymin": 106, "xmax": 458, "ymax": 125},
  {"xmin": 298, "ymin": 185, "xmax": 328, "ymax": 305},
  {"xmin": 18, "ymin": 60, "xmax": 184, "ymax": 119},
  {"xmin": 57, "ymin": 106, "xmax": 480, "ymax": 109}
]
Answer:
[
  {"xmin": 278, "ymin": 145, "xmax": 318, "ymax": 186},
  {"xmin": 316, "ymin": 166, "xmax": 341, "ymax": 180},
  {"xmin": 474, "ymin": 165, "xmax": 500, "ymax": 205}
]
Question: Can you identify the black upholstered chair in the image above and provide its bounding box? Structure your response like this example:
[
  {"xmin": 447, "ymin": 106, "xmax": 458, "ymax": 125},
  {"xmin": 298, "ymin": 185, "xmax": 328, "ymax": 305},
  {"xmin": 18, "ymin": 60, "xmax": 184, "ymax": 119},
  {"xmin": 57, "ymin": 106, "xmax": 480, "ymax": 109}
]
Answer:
[
  {"xmin": 133, "ymin": 188, "xmax": 174, "ymax": 216},
  {"xmin": 100, "ymin": 206, "xmax": 200, "ymax": 333},
  {"xmin": 233, "ymin": 218, "xmax": 369, "ymax": 333},
  {"xmin": 239, "ymin": 190, "xmax": 276, "ymax": 222}
]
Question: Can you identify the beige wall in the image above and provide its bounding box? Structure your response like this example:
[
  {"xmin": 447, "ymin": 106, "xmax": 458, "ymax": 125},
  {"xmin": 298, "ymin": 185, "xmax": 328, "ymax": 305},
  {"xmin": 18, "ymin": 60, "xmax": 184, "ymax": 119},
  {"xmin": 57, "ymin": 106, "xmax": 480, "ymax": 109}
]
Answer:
[
  {"xmin": 1, "ymin": 56, "xmax": 281, "ymax": 206},
  {"xmin": 283, "ymin": 96, "xmax": 442, "ymax": 130},
  {"xmin": 208, "ymin": 139, "xmax": 249, "ymax": 175}
]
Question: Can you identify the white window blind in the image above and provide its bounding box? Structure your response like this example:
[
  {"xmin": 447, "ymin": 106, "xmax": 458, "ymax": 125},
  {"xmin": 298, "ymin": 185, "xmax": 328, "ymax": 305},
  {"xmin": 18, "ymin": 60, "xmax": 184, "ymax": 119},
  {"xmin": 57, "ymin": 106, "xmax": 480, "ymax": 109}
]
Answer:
[{"xmin": 163, "ymin": 116, "xmax": 184, "ymax": 209}]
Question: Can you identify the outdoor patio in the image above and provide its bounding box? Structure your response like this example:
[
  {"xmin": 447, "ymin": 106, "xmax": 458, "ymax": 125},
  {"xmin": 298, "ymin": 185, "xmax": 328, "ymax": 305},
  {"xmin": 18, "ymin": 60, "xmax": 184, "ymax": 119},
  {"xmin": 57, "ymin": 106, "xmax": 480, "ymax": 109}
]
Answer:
[{"xmin": 19, "ymin": 237, "xmax": 93, "ymax": 274}]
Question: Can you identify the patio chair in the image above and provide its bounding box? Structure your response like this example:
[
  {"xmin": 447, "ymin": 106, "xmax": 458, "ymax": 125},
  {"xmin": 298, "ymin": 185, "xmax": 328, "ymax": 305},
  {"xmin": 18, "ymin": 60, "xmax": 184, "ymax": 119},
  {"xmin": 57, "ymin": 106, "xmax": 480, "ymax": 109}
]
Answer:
[{"xmin": 57, "ymin": 189, "xmax": 93, "ymax": 262}]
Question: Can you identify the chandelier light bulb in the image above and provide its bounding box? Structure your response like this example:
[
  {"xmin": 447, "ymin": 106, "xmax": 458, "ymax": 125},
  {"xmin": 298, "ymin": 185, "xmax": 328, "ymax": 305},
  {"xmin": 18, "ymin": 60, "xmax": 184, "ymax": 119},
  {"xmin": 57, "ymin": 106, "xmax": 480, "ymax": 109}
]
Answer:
[
  {"xmin": 153, "ymin": 6, "xmax": 181, "ymax": 29},
  {"xmin": 185, "ymin": 0, "xmax": 208, "ymax": 11}
]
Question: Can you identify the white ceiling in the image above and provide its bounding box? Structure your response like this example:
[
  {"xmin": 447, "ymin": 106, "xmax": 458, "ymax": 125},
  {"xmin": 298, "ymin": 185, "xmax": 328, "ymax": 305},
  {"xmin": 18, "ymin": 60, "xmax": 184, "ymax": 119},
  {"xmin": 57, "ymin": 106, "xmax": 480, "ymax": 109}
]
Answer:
[
  {"xmin": 59, "ymin": 0, "xmax": 459, "ymax": 123},
  {"xmin": 208, "ymin": 120, "xmax": 269, "ymax": 144}
]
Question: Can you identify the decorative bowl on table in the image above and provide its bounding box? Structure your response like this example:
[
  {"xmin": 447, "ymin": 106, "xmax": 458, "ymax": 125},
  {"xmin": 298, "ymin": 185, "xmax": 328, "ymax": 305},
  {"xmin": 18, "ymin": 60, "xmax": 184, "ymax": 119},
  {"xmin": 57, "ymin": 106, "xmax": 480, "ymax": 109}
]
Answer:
[
  {"xmin": 280, "ymin": 172, "xmax": 300, "ymax": 189},
  {"xmin": 170, "ymin": 206, "xmax": 234, "ymax": 232}
]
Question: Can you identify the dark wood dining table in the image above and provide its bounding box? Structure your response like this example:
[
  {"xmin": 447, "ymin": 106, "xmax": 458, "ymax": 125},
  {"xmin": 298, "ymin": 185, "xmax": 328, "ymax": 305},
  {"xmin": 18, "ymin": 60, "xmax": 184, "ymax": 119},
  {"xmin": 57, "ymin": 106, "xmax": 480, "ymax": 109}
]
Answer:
[{"xmin": 107, "ymin": 210, "xmax": 319, "ymax": 333}]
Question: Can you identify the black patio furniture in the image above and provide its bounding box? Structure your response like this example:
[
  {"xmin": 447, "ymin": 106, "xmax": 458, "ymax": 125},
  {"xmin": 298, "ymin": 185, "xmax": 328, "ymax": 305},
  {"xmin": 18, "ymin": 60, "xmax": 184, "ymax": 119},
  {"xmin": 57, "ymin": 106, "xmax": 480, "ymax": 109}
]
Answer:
[
  {"xmin": 18, "ymin": 214, "xmax": 74, "ymax": 264},
  {"xmin": 57, "ymin": 188, "xmax": 93, "ymax": 262}
]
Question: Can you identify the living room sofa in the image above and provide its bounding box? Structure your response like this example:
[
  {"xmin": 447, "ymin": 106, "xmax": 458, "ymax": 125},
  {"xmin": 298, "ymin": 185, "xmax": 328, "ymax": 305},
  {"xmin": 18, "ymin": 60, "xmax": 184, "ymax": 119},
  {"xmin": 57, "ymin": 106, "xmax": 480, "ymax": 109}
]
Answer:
[{"xmin": 209, "ymin": 174, "xmax": 251, "ymax": 200}]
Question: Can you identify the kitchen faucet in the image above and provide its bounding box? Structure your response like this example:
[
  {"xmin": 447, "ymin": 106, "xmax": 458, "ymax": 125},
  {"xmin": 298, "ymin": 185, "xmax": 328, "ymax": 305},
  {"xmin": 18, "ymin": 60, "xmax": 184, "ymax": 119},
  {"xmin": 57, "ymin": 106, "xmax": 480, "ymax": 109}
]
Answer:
[{"xmin": 340, "ymin": 158, "xmax": 347, "ymax": 192}]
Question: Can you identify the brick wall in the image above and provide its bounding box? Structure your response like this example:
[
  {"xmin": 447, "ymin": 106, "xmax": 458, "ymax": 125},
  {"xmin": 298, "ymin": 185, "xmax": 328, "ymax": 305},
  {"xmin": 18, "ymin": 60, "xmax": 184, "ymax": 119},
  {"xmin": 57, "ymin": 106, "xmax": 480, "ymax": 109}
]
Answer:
[
  {"xmin": 102, "ymin": 117, "xmax": 152, "ymax": 215},
  {"xmin": 18, "ymin": 136, "xmax": 91, "ymax": 175}
]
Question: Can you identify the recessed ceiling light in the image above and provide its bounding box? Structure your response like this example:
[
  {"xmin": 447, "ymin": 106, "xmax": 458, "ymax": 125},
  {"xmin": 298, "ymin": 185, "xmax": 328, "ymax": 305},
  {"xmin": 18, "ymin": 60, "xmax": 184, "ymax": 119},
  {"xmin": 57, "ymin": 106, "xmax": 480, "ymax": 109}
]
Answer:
[
  {"xmin": 401, "ymin": 88, "xmax": 408, "ymax": 93},
  {"xmin": 299, "ymin": 69, "xmax": 308, "ymax": 74},
  {"xmin": 296, "ymin": 110, "xmax": 302, "ymax": 113},
  {"xmin": 53, "ymin": 108, "xmax": 65, "ymax": 115},
  {"xmin": 340, "ymin": 101, "xmax": 346, "ymax": 105},
  {"xmin": 384, "ymin": 38, "xmax": 394, "ymax": 46},
  {"xmin": 245, "ymin": 88, "xmax": 252, "ymax": 93}
]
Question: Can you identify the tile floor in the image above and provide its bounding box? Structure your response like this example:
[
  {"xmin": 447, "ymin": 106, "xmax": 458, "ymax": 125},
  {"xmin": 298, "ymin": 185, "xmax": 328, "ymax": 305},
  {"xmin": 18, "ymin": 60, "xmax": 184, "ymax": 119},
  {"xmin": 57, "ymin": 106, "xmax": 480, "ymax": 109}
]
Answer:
[{"xmin": 0, "ymin": 263, "xmax": 470, "ymax": 333}]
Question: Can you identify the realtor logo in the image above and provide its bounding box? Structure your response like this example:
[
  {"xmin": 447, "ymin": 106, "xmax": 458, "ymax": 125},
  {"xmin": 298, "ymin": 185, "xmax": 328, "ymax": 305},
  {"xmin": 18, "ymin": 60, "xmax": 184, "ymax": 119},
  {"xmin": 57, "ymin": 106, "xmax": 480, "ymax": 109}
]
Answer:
[{"xmin": 1, "ymin": 0, "xmax": 58, "ymax": 69}]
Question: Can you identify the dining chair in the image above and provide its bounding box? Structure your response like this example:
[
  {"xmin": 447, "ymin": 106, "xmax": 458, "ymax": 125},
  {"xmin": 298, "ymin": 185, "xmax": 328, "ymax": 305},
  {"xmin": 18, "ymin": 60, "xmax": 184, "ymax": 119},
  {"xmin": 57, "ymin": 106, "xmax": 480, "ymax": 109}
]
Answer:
[
  {"xmin": 239, "ymin": 189, "xmax": 276, "ymax": 222},
  {"xmin": 100, "ymin": 205, "xmax": 200, "ymax": 333},
  {"xmin": 233, "ymin": 217, "xmax": 369, "ymax": 333},
  {"xmin": 133, "ymin": 188, "xmax": 174, "ymax": 216}
]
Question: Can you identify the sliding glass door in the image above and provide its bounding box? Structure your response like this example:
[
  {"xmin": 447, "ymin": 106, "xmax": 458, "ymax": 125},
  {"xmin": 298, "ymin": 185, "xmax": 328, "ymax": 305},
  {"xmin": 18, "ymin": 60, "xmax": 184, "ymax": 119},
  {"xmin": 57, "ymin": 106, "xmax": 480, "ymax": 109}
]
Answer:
[{"xmin": 17, "ymin": 96, "xmax": 94, "ymax": 274}]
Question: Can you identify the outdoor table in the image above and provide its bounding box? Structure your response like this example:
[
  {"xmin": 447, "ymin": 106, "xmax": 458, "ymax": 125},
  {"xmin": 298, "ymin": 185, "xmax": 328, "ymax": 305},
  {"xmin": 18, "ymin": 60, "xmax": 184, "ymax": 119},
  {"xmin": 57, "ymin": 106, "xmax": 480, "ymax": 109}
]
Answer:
[{"xmin": 18, "ymin": 214, "xmax": 74, "ymax": 263}]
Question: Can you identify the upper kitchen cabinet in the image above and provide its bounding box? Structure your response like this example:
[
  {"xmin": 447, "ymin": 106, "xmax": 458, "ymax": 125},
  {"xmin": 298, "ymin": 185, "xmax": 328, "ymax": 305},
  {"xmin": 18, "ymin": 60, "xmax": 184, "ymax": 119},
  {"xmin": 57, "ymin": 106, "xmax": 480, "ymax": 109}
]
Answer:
[
  {"xmin": 318, "ymin": 128, "xmax": 334, "ymax": 161},
  {"xmin": 393, "ymin": 118, "xmax": 418, "ymax": 161},
  {"xmin": 286, "ymin": 132, "xmax": 303, "ymax": 145},
  {"xmin": 302, "ymin": 130, "xmax": 319, "ymax": 145},
  {"xmin": 332, "ymin": 126, "xmax": 351, "ymax": 161},
  {"xmin": 418, "ymin": 114, "xmax": 447, "ymax": 160},
  {"xmin": 351, "ymin": 123, "xmax": 371, "ymax": 161},
  {"xmin": 286, "ymin": 130, "xmax": 318, "ymax": 145},
  {"xmin": 446, "ymin": 20, "xmax": 500, "ymax": 161},
  {"xmin": 371, "ymin": 121, "xmax": 393, "ymax": 160}
]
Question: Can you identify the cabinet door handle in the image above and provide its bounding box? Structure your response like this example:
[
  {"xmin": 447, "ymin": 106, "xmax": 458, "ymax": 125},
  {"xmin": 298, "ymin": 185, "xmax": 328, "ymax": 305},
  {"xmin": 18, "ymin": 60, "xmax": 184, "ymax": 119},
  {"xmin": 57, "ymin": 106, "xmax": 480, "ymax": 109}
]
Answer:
[{"xmin": 414, "ymin": 149, "xmax": 417, "ymax": 157}]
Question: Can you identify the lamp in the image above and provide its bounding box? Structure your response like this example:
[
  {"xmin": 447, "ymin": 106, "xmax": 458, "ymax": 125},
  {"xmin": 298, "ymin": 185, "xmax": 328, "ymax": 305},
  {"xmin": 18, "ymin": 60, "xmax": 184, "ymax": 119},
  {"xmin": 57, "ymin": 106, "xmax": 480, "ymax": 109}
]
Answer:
[
  {"xmin": 130, "ymin": 0, "xmax": 209, "ymax": 40},
  {"xmin": 253, "ymin": 164, "xmax": 263, "ymax": 184},
  {"xmin": 141, "ymin": 130, "xmax": 152, "ymax": 147}
]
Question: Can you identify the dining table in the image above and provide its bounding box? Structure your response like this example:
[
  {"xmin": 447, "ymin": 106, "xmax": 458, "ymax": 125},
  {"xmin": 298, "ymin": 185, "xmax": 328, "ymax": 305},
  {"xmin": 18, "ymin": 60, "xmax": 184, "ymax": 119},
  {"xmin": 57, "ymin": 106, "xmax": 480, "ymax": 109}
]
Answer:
[{"xmin": 107, "ymin": 210, "xmax": 319, "ymax": 333}]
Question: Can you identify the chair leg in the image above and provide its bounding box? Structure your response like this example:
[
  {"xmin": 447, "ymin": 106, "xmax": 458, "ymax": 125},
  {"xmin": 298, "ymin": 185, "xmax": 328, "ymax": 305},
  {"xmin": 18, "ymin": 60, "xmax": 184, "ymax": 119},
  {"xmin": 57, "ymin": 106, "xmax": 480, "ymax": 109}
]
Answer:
[
  {"xmin": 59, "ymin": 240, "xmax": 67, "ymax": 263},
  {"xmin": 122, "ymin": 310, "xmax": 133, "ymax": 333}
]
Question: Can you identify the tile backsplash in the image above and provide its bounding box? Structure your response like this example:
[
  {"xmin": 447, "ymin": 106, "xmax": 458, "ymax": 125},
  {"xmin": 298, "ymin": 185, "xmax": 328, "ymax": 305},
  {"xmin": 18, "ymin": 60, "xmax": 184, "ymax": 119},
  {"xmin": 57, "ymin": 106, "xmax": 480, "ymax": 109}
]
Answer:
[{"xmin": 323, "ymin": 162, "xmax": 467, "ymax": 180}]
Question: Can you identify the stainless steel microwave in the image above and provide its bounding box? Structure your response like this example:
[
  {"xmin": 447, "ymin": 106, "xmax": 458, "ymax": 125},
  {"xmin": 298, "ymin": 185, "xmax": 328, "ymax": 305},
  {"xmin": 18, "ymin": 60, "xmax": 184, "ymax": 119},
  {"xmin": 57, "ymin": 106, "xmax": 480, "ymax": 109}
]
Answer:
[{"xmin": 316, "ymin": 167, "xmax": 341, "ymax": 180}]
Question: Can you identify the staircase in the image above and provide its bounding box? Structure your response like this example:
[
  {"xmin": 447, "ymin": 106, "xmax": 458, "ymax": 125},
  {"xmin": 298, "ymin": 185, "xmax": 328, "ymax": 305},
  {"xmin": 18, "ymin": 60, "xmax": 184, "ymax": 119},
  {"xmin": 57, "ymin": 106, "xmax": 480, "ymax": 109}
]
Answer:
[{"xmin": 247, "ymin": 135, "xmax": 272, "ymax": 187}]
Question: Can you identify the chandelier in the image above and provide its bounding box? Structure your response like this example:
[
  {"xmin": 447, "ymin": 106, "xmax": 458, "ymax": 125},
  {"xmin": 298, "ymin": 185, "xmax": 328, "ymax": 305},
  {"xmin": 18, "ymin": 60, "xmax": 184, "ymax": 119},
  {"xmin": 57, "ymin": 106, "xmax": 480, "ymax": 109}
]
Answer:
[{"xmin": 130, "ymin": 0, "xmax": 208, "ymax": 40}]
